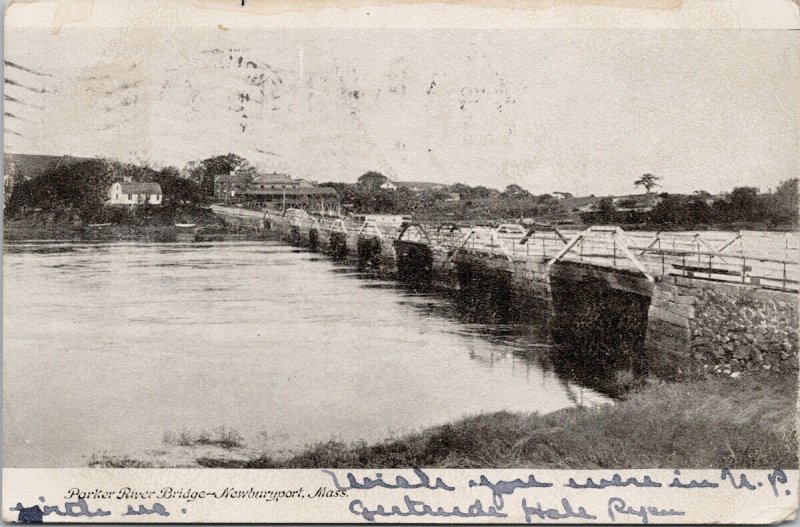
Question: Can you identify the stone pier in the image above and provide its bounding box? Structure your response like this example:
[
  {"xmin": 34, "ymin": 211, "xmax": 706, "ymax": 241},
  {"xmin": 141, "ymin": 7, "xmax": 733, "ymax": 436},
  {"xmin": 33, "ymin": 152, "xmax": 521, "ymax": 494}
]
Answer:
[{"xmin": 645, "ymin": 277, "xmax": 799, "ymax": 375}]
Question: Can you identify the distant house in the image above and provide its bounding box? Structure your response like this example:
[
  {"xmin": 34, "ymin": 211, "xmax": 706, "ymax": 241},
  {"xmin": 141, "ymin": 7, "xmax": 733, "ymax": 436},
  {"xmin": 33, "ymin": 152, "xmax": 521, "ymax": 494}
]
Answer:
[
  {"xmin": 612, "ymin": 194, "xmax": 662, "ymax": 212},
  {"xmin": 396, "ymin": 181, "xmax": 445, "ymax": 192},
  {"xmin": 380, "ymin": 180, "xmax": 399, "ymax": 191},
  {"xmin": 551, "ymin": 191, "xmax": 573, "ymax": 200},
  {"xmin": 109, "ymin": 181, "xmax": 162, "ymax": 205},
  {"xmin": 444, "ymin": 192, "xmax": 460, "ymax": 202},
  {"xmin": 214, "ymin": 173, "xmax": 252, "ymax": 201}
]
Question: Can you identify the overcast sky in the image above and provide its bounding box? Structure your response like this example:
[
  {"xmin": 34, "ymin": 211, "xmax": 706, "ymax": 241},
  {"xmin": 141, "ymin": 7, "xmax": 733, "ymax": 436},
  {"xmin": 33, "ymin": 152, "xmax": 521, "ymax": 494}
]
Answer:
[{"xmin": 5, "ymin": 9, "xmax": 798, "ymax": 195}]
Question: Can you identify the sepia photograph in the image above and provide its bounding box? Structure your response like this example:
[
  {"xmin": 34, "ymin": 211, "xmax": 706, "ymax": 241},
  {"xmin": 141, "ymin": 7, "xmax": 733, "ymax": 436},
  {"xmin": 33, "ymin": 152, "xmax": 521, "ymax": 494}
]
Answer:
[{"xmin": 2, "ymin": 0, "xmax": 799, "ymax": 522}]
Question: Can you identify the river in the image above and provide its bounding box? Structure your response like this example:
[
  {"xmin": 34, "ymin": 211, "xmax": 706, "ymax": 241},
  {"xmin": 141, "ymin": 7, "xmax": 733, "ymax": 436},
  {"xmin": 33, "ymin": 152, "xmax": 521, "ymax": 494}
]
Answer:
[{"xmin": 3, "ymin": 241, "xmax": 609, "ymax": 467}]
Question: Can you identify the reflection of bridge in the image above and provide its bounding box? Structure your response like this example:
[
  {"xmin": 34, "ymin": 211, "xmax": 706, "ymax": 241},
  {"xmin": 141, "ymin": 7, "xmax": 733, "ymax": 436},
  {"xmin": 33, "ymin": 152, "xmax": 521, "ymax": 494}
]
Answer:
[{"xmin": 211, "ymin": 204, "xmax": 799, "ymax": 376}]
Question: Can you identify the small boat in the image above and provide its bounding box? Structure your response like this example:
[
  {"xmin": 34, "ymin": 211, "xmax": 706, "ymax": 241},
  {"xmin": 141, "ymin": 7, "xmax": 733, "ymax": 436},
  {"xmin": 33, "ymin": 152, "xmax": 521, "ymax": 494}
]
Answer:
[
  {"xmin": 174, "ymin": 223, "xmax": 196, "ymax": 228},
  {"xmin": 86, "ymin": 222, "xmax": 112, "ymax": 228}
]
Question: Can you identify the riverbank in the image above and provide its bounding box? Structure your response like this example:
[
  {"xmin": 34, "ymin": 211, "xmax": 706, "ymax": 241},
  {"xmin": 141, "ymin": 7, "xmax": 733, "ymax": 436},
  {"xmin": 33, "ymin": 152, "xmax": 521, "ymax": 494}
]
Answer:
[
  {"xmin": 90, "ymin": 370, "xmax": 797, "ymax": 469},
  {"xmin": 3, "ymin": 205, "xmax": 267, "ymax": 242}
]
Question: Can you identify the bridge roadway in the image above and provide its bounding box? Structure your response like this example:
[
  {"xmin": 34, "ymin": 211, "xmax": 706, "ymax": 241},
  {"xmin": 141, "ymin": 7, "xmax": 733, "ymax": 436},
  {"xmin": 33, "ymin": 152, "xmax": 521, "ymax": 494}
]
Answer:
[{"xmin": 212, "ymin": 205, "xmax": 799, "ymax": 375}]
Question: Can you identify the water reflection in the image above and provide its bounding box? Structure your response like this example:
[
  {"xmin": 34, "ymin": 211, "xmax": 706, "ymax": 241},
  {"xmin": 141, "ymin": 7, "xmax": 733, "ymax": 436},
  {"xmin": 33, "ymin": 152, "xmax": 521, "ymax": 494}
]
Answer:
[
  {"xmin": 346, "ymin": 266, "xmax": 635, "ymax": 397},
  {"xmin": 4, "ymin": 241, "xmax": 611, "ymax": 467}
]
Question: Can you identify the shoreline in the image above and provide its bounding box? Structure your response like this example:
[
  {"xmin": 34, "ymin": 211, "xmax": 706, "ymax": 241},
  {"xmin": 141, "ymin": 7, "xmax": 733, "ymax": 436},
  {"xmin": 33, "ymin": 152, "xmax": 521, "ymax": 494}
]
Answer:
[
  {"xmin": 2, "ymin": 224, "xmax": 275, "ymax": 243},
  {"xmin": 89, "ymin": 370, "xmax": 797, "ymax": 469}
]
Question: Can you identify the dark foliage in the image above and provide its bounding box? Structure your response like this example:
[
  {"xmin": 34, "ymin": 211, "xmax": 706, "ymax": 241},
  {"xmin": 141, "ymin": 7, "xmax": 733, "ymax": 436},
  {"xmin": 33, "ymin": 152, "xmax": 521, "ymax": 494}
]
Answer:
[
  {"xmin": 581, "ymin": 179, "xmax": 798, "ymax": 230},
  {"xmin": 5, "ymin": 159, "xmax": 207, "ymax": 223},
  {"xmin": 6, "ymin": 159, "xmax": 114, "ymax": 221}
]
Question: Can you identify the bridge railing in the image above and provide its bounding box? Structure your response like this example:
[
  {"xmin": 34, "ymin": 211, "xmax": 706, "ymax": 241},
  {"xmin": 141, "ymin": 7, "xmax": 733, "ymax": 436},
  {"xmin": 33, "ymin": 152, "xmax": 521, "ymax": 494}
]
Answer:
[
  {"xmin": 547, "ymin": 226, "xmax": 655, "ymax": 282},
  {"xmin": 428, "ymin": 224, "xmax": 570, "ymax": 260},
  {"xmin": 387, "ymin": 219, "xmax": 799, "ymax": 291},
  {"xmin": 629, "ymin": 245, "xmax": 800, "ymax": 292}
]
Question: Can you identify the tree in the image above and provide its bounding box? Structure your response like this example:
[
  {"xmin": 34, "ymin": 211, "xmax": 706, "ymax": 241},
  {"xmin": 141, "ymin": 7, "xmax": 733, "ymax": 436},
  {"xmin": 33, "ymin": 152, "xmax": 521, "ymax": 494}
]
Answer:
[
  {"xmin": 449, "ymin": 183, "xmax": 473, "ymax": 199},
  {"xmin": 767, "ymin": 178, "xmax": 798, "ymax": 227},
  {"xmin": 5, "ymin": 159, "xmax": 116, "ymax": 221},
  {"xmin": 186, "ymin": 154, "xmax": 249, "ymax": 196},
  {"xmin": 470, "ymin": 186, "xmax": 494, "ymax": 199},
  {"xmin": 649, "ymin": 194, "xmax": 683, "ymax": 225},
  {"xmin": 684, "ymin": 199, "xmax": 712, "ymax": 225},
  {"xmin": 634, "ymin": 173, "xmax": 661, "ymax": 194},
  {"xmin": 729, "ymin": 186, "xmax": 761, "ymax": 222},
  {"xmin": 502, "ymin": 184, "xmax": 531, "ymax": 199},
  {"xmin": 596, "ymin": 197, "xmax": 617, "ymax": 223},
  {"xmin": 153, "ymin": 167, "xmax": 205, "ymax": 205},
  {"xmin": 357, "ymin": 171, "xmax": 388, "ymax": 190}
]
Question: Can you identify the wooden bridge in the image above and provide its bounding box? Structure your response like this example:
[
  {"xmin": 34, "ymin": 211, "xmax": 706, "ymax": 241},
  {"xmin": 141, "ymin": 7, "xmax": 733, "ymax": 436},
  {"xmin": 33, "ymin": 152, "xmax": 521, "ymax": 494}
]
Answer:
[{"xmin": 396, "ymin": 221, "xmax": 800, "ymax": 293}]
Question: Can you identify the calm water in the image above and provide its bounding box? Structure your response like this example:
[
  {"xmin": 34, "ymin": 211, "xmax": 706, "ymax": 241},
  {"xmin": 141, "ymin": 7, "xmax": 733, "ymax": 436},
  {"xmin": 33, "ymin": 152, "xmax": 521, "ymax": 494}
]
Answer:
[{"xmin": 3, "ymin": 241, "xmax": 608, "ymax": 467}]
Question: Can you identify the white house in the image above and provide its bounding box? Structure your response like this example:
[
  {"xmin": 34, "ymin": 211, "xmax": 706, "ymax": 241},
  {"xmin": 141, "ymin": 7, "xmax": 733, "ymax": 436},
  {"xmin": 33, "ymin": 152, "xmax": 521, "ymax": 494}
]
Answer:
[
  {"xmin": 379, "ymin": 180, "xmax": 399, "ymax": 191},
  {"xmin": 109, "ymin": 181, "xmax": 163, "ymax": 205}
]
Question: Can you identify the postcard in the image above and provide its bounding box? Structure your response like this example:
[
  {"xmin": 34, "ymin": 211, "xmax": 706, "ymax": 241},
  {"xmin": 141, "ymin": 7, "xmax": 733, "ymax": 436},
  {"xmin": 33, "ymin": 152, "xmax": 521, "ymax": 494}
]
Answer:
[{"xmin": 3, "ymin": 0, "xmax": 798, "ymax": 523}]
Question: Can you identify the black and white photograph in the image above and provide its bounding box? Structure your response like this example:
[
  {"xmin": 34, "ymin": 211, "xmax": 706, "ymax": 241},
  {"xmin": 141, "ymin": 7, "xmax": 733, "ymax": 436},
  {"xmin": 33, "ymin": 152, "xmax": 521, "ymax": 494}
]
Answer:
[{"xmin": 2, "ymin": 0, "xmax": 799, "ymax": 523}]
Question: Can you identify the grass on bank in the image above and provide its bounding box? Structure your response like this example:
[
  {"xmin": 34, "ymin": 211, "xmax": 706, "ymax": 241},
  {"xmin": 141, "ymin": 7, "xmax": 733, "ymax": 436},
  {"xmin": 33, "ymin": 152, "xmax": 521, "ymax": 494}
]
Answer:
[
  {"xmin": 91, "ymin": 372, "xmax": 798, "ymax": 469},
  {"xmin": 162, "ymin": 426, "xmax": 244, "ymax": 449}
]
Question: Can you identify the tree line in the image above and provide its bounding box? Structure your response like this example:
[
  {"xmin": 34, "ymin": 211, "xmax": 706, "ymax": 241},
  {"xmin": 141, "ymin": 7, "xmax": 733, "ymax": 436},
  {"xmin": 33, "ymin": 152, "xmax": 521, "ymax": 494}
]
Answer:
[
  {"xmin": 584, "ymin": 179, "xmax": 798, "ymax": 230},
  {"xmin": 318, "ymin": 171, "xmax": 564, "ymax": 220},
  {"xmin": 3, "ymin": 154, "xmax": 248, "ymax": 223},
  {"xmin": 5, "ymin": 155, "xmax": 797, "ymax": 231}
]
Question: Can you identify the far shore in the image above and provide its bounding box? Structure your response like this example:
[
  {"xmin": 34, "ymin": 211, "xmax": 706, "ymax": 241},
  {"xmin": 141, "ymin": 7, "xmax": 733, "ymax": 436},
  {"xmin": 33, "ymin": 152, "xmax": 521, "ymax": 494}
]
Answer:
[{"xmin": 2, "ymin": 220, "xmax": 275, "ymax": 243}]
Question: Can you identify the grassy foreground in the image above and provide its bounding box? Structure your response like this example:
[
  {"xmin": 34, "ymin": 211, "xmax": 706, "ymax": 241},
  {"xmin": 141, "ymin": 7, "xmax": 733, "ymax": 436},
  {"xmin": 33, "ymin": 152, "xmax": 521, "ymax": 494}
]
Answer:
[{"xmin": 93, "ymin": 372, "xmax": 798, "ymax": 469}]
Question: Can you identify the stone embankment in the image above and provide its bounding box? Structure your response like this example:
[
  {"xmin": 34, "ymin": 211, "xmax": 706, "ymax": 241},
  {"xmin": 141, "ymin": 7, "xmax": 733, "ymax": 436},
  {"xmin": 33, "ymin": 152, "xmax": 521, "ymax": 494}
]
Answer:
[{"xmin": 646, "ymin": 277, "xmax": 798, "ymax": 375}]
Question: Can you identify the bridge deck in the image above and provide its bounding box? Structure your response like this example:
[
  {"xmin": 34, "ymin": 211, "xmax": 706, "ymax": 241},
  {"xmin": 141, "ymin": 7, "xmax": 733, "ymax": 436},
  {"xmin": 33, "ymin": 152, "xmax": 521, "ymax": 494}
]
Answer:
[{"xmin": 397, "ymin": 223, "xmax": 799, "ymax": 292}]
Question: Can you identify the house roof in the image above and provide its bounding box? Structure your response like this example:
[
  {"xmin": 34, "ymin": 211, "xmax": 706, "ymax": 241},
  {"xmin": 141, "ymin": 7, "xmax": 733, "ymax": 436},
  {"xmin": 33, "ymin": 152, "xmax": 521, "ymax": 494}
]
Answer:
[
  {"xmin": 396, "ymin": 181, "xmax": 445, "ymax": 190},
  {"xmin": 252, "ymin": 173, "xmax": 294, "ymax": 184},
  {"xmin": 215, "ymin": 174, "xmax": 251, "ymax": 183},
  {"xmin": 242, "ymin": 187, "xmax": 338, "ymax": 196},
  {"xmin": 116, "ymin": 182, "xmax": 162, "ymax": 194}
]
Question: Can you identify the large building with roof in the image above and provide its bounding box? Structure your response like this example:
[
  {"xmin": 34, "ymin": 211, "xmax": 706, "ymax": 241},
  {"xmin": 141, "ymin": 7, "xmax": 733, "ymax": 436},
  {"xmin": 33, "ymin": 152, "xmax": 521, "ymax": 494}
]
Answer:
[
  {"xmin": 214, "ymin": 170, "xmax": 339, "ymax": 212},
  {"xmin": 242, "ymin": 186, "xmax": 339, "ymax": 212},
  {"xmin": 214, "ymin": 173, "xmax": 253, "ymax": 201}
]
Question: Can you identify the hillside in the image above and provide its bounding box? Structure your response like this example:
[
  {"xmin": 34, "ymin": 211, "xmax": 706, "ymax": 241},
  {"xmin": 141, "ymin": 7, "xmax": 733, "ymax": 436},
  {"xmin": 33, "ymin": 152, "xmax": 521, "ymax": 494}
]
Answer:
[{"xmin": 4, "ymin": 153, "xmax": 98, "ymax": 181}]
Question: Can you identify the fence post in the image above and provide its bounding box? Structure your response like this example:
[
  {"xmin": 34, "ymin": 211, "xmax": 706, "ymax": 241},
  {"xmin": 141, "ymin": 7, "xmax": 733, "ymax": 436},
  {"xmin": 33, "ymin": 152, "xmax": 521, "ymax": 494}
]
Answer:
[
  {"xmin": 741, "ymin": 257, "xmax": 746, "ymax": 283},
  {"xmin": 696, "ymin": 235, "xmax": 702, "ymax": 262},
  {"xmin": 612, "ymin": 237, "xmax": 617, "ymax": 267},
  {"xmin": 783, "ymin": 261, "xmax": 787, "ymax": 291}
]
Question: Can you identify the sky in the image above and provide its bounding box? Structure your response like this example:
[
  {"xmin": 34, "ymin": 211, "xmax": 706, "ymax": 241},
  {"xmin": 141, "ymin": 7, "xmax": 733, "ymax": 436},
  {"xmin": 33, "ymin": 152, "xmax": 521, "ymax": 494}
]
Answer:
[{"xmin": 4, "ymin": 2, "xmax": 799, "ymax": 196}]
